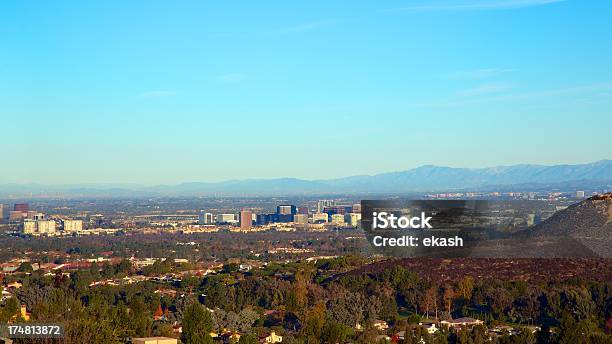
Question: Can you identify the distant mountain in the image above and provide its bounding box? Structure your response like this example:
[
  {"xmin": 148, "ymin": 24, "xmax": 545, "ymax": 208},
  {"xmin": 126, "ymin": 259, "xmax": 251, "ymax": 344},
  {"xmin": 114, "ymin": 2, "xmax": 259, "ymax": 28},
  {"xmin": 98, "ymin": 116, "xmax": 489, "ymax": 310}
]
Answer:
[
  {"xmin": 324, "ymin": 159, "xmax": 612, "ymax": 192},
  {"xmin": 1, "ymin": 160, "xmax": 611, "ymax": 197},
  {"xmin": 144, "ymin": 178, "xmax": 329, "ymax": 195}
]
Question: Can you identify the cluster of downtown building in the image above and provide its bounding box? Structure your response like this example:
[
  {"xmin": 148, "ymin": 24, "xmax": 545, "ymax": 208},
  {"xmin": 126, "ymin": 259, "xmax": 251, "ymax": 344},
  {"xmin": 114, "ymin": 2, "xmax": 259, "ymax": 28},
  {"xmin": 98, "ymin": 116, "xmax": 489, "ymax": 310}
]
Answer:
[
  {"xmin": 198, "ymin": 200, "xmax": 362, "ymax": 231},
  {"xmin": 0, "ymin": 203, "xmax": 83, "ymax": 235}
]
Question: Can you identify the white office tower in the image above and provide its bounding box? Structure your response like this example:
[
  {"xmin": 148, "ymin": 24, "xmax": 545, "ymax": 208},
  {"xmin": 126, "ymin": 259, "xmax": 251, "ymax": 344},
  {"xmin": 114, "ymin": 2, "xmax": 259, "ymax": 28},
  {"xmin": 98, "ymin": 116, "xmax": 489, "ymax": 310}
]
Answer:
[
  {"xmin": 198, "ymin": 212, "xmax": 214, "ymax": 225},
  {"xmin": 63, "ymin": 219, "xmax": 83, "ymax": 232},
  {"xmin": 317, "ymin": 200, "xmax": 334, "ymax": 213},
  {"xmin": 23, "ymin": 219, "xmax": 37, "ymax": 234},
  {"xmin": 24, "ymin": 220, "xmax": 57, "ymax": 234},
  {"xmin": 36, "ymin": 220, "xmax": 56, "ymax": 234}
]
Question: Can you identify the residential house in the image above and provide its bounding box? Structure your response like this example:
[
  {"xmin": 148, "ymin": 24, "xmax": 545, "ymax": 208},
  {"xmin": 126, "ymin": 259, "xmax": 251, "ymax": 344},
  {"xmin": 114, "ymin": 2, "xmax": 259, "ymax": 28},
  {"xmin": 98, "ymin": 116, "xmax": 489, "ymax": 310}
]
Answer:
[
  {"xmin": 260, "ymin": 331, "xmax": 282, "ymax": 343},
  {"xmin": 419, "ymin": 322, "xmax": 439, "ymax": 334},
  {"xmin": 440, "ymin": 317, "xmax": 484, "ymax": 329},
  {"xmin": 373, "ymin": 320, "xmax": 389, "ymax": 331}
]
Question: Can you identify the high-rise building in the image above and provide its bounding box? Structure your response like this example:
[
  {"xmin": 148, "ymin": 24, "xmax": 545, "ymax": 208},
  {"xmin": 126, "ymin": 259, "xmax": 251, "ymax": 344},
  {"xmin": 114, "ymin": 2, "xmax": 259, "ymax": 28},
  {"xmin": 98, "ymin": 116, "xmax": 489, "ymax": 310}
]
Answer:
[
  {"xmin": 240, "ymin": 210, "xmax": 253, "ymax": 230},
  {"xmin": 317, "ymin": 200, "xmax": 335, "ymax": 213},
  {"xmin": 0, "ymin": 204, "xmax": 5, "ymax": 221},
  {"xmin": 297, "ymin": 206, "xmax": 309, "ymax": 214},
  {"xmin": 323, "ymin": 205, "xmax": 351, "ymax": 216},
  {"xmin": 23, "ymin": 219, "xmax": 56, "ymax": 234},
  {"xmin": 198, "ymin": 212, "xmax": 214, "ymax": 225},
  {"xmin": 23, "ymin": 219, "xmax": 37, "ymax": 234},
  {"xmin": 345, "ymin": 213, "xmax": 362, "ymax": 227},
  {"xmin": 28, "ymin": 212, "xmax": 45, "ymax": 220},
  {"xmin": 277, "ymin": 205, "xmax": 297, "ymax": 215},
  {"xmin": 9, "ymin": 211, "xmax": 26, "ymax": 221},
  {"xmin": 330, "ymin": 214, "xmax": 345, "ymax": 225},
  {"xmin": 352, "ymin": 203, "xmax": 361, "ymax": 213},
  {"xmin": 293, "ymin": 214, "xmax": 308, "ymax": 225},
  {"xmin": 276, "ymin": 214, "xmax": 293, "ymax": 223},
  {"xmin": 576, "ymin": 190, "xmax": 586, "ymax": 198},
  {"xmin": 256, "ymin": 213, "xmax": 273, "ymax": 225},
  {"xmin": 14, "ymin": 203, "xmax": 29, "ymax": 212},
  {"xmin": 36, "ymin": 220, "xmax": 56, "ymax": 234},
  {"xmin": 63, "ymin": 219, "xmax": 83, "ymax": 232}
]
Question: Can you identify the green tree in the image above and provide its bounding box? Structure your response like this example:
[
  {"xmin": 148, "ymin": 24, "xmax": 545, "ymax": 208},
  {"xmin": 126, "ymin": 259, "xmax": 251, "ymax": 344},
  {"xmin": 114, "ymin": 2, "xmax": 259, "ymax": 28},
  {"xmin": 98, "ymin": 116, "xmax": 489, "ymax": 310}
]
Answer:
[
  {"xmin": 301, "ymin": 302, "xmax": 326, "ymax": 343},
  {"xmin": 238, "ymin": 333, "xmax": 259, "ymax": 344},
  {"xmin": 182, "ymin": 302, "xmax": 214, "ymax": 344},
  {"xmin": 1, "ymin": 297, "xmax": 20, "ymax": 322},
  {"xmin": 458, "ymin": 277, "xmax": 474, "ymax": 300},
  {"xmin": 322, "ymin": 320, "xmax": 352, "ymax": 344},
  {"xmin": 129, "ymin": 297, "xmax": 153, "ymax": 337},
  {"xmin": 116, "ymin": 259, "xmax": 133, "ymax": 276},
  {"xmin": 17, "ymin": 262, "xmax": 34, "ymax": 273}
]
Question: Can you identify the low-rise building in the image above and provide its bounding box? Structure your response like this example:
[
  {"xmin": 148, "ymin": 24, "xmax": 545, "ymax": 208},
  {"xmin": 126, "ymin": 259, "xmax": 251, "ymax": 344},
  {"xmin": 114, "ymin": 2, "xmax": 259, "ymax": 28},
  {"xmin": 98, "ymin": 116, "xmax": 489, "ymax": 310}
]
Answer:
[
  {"xmin": 311, "ymin": 212, "xmax": 328, "ymax": 223},
  {"xmin": 132, "ymin": 337, "xmax": 177, "ymax": 344},
  {"xmin": 216, "ymin": 213, "xmax": 237, "ymax": 224},
  {"xmin": 63, "ymin": 219, "xmax": 83, "ymax": 232},
  {"xmin": 440, "ymin": 317, "xmax": 484, "ymax": 328}
]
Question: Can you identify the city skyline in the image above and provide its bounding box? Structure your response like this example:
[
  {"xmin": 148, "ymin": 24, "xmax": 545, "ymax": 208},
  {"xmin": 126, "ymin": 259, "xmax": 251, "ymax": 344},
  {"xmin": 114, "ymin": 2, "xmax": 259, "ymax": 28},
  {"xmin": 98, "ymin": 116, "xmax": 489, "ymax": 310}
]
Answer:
[{"xmin": 2, "ymin": 0, "xmax": 612, "ymax": 184}]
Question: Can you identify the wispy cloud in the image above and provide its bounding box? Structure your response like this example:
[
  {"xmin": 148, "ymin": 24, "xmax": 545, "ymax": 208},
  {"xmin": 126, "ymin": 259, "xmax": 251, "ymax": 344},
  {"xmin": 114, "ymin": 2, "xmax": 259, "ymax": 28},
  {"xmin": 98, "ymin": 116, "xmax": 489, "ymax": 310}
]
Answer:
[
  {"xmin": 473, "ymin": 82, "xmax": 612, "ymax": 102},
  {"xmin": 272, "ymin": 19, "xmax": 339, "ymax": 35},
  {"xmin": 139, "ymin": 90, "xmax": 178, "ymax": 98},
  {"xmin": 414, "ymin": 82, "xmax": 612, "ymax": 108},
  {"xmin": 456, "ymin": 83, "xmax": 513, "ymax": 96},
  {"xmin": 216, "ymin": 73, "xmax": 248, "ymax": 83},
  {"xmin": 207, "ymin": 19, "xmax": 340, "ymax": 39},
  {"xmin": 383, "ymin": 0, "xmax": 566, "ymax": 12},
  {"xmin": 446, "ymin": 68, "xmax": 515, "ymax": 80}
]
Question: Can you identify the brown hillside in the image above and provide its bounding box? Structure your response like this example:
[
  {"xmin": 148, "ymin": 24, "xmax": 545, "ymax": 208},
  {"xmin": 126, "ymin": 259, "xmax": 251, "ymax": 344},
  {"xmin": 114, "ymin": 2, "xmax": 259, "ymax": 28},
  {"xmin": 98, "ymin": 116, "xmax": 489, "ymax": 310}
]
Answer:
[{"xmin": 529, "ymin": 193, "xmax": 612, "ymax": 237}]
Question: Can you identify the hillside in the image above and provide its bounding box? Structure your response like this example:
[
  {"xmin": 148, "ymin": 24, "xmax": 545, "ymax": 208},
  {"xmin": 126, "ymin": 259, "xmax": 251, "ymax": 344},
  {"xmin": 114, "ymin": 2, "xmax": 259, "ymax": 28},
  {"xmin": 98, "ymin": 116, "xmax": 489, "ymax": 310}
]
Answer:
[
  {"xmin": 335, "ymin": 258, "xmax": 612, "ymax": 283},
  {"xmin": 529, "ymin": 193, "xmax": 612, "ymax": 237},
  {"xmin": 522, "ymin": 193, "xmax": 612, "ymax": 257}
]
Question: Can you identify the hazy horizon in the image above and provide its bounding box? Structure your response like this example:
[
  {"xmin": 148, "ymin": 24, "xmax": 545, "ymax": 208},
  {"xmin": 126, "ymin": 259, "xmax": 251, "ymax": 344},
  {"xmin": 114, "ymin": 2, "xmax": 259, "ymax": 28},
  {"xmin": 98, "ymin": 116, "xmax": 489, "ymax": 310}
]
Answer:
[{"xmin": 1, "ymin": 158, "xmax": 610, "ymax": 187}]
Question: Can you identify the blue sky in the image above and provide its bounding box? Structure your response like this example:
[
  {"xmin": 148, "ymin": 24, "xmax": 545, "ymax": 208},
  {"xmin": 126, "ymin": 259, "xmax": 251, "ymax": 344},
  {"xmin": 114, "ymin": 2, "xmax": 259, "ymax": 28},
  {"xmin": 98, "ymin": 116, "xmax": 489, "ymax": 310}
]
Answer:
[{"xmin": 1, "ymin": 0, "xmax": 611, "ymax": 184}]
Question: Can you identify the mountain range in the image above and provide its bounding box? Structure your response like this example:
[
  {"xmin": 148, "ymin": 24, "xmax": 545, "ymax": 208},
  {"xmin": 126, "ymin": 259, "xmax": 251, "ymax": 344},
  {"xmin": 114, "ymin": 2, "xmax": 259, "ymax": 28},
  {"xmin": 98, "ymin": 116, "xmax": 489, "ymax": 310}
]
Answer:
[{"xmin": 1, "ymin": 160, "xmax": 611, "ymax": 197}]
